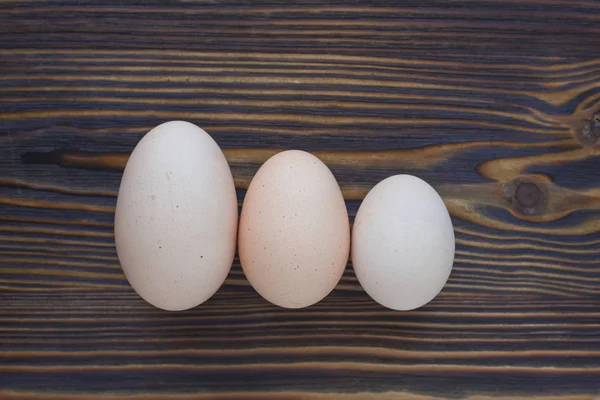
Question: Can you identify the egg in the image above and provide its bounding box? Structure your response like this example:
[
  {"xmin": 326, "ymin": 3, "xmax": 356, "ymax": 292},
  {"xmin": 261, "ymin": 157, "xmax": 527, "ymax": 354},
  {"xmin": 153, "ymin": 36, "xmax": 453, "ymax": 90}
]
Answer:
[
  {"xmin": 351, "ymin": 175, "xmax": 455, "ymax": 311},
  {"xmin": 114, "ymin": 121, "xmax": 238, "ymax": 311},
  {"xmin": 238, "ymin": 150, "xmax": 350, "ymax": 308}
]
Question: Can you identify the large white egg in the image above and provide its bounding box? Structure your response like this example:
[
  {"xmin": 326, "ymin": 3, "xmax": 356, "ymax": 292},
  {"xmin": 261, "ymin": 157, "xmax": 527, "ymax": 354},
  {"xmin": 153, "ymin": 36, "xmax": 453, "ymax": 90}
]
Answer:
[
  {"xmin": 114, "ymin": 121, "xmax": 238, "ymax": 311},
  {"xmin": 351, "ymin": 175, "xmax": 454, "ymax": 311}
]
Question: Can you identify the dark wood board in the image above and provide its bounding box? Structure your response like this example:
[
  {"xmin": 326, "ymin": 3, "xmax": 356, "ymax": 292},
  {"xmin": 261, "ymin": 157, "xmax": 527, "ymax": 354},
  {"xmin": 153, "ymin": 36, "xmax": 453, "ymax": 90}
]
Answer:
[{"xmin": 1, "ymin": 1, "xmax": 599, "ymax": 399}]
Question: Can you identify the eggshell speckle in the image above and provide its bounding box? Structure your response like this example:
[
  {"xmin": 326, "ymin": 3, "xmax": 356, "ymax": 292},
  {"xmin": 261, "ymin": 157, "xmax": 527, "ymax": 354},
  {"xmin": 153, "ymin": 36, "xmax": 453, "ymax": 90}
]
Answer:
[
  {"xmin": 114, "ymin": 121, "xmax": 238, "ymax": 311},
  {"xmin": 238, "ymin": 150, "xmax": 350, "ymax": 308},
  {"xmin": 351, "ymin": 175, "xmax": 455, "ymax": 311}
]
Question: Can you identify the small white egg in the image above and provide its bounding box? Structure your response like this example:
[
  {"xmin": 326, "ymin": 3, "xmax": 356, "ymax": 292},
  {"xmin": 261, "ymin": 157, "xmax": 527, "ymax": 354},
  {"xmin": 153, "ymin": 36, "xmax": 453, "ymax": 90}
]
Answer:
[{"xmin": 351, "ymin": 175, "xmax": 455, "ymax": 311}]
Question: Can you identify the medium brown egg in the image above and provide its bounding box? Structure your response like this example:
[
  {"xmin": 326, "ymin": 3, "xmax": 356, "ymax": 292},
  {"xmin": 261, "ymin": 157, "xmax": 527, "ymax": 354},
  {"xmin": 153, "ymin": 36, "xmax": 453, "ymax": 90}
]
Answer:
[{"xmin": 238, "ymin": 150, "xmax": 350, "ymax": 308}]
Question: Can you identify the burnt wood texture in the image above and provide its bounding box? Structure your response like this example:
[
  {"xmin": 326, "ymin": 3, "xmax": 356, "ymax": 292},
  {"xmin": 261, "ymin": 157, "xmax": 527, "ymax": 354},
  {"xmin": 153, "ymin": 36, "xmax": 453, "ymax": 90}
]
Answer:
[{"xmin": 1, "ymin": 1, "xmax": 600, "ymax": 399}]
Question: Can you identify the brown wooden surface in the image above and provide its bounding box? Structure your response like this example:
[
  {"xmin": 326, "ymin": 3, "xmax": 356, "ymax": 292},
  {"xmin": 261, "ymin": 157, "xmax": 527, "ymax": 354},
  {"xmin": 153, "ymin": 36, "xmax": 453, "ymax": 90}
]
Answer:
[{"xmin": 1, "ymin": 1, "xmax": 600, "ymax": 399}]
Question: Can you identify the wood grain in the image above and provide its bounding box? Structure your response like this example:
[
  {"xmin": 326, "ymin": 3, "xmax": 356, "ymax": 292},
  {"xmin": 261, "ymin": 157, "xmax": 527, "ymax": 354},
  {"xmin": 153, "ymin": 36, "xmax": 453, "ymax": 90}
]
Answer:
[{"xmin": 0, "ymin": 0, "xmax": 599, "ymax": 399}]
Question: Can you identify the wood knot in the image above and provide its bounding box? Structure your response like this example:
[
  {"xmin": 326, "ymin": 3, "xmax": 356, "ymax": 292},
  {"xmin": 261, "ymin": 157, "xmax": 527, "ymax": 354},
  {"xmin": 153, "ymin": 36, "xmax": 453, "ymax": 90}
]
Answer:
[
  {"xmin": 516, "ymin": 182, "xmax": 540, "ymax": 209},
  {"xmin": 581, "ymin": 114, "xmax": 600, "ymax": 147},
  {"xmin": 506, "ymin": 178, "xmax": 547, "ymax": 216}
]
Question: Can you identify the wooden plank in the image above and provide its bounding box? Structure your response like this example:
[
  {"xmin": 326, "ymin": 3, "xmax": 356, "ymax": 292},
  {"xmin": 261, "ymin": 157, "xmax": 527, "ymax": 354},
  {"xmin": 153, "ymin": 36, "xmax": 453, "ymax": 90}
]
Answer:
[{"xmin": 0, "ymin": 0, "xmax": 599, "ymax": 398}]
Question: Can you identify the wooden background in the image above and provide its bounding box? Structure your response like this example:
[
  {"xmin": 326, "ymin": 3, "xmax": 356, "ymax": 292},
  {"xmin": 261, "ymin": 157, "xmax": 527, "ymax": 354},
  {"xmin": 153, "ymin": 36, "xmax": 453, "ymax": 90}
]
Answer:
[{"xmin": 1, "ymin": 0, "xmax": 599, "ymax": 399}]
